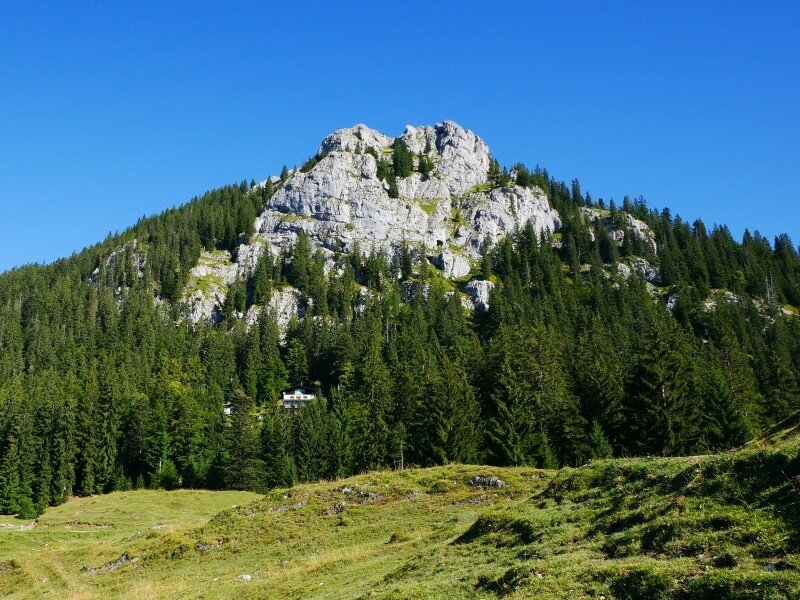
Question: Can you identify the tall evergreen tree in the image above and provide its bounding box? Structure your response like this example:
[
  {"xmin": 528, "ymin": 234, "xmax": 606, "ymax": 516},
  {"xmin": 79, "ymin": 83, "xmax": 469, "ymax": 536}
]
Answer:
[{"xmin": 223, "ymin": 389, "xmax": 265, "ymax": 492}]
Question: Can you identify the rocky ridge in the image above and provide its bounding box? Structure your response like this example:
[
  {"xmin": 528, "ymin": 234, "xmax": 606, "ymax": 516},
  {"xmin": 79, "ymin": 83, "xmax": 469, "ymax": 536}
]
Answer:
[
  {"xmin": 241, "ymin": 121, "xmax": 559, "ymax": 274},
  {"xmin": 183, "ymin": 121, "xmax": 563, "ymax": 323},
  {"xmin": 177, "ymin": 121, "xmax": 661, "ymax": 326}
]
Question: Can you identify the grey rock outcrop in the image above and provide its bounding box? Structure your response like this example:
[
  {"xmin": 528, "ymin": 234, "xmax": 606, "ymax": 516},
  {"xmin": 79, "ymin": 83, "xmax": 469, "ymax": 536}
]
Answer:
[
  {"xmin": 182, "ymin": 250, "xmax": 239, "ymax": 325},
  {"xmin": 190, "ymin": 251, "xmax": 239, "ymax": 287},
  {"xmin": 354, "ymin": 286, "xmax": 373, "ymax": 315},
  {"xmin": 180, "ymin": 121, "xmax": 561, "ymax": 325},
  {"xmin": 184, "ymin": 288, "xmax": 223, "ymax": 325},
  {"xmin": 666, "ymin": 293, "xmax": 678, "ymax": 315},
  {"xmin": 267, "ymin": 287, "xmax": 305, "ymax": 331},
  {"xmin": 624, "ymin": 213, "xmax": 658, "ymax": 255},
  {"xmin": 460, "ymin": 186, "xmax": 559, "ymax": 254},
  {"xmin": 467, "ymin": 475, "xmax": 507, "ymax": 488},
  {"xmin": 180, "ymin": 247, "xmax": 310, "ymax": 328},
  {"xmin": 90, "ymin": 240, "xmax": 148, "ymax": 307},
  {"xmin": 445, "ymin": 291, "xmax": 475, "ymax": 311},
  {"xmin": 235, "ymin": 240, "xmax": 267, "ymax": 276},
  {"xmin": 616, "ymin": 257, "xmax": 661, "ymax": 285},
  {"xmin": 398, "ymin": 121, "xmax": 491, "ymax": 195},
  {"xmin": 464, "ymin": 279, "xmax": 495, "ymax": 313},
  {"xmin": 243, "ymin": 286, "xmax": 305, "ymax": 340},
  {"xmin": 583, "ymin": 208, "xmax": 657, "ymax": 255},
  {"xmin": 247, "ymin": 121, "xmax": 559, "ymax": 277},
  {"xmin": 431, "ymin": 249, "xmax": 471, "ymax": 279},
  {"xmin": 630, "ymin": 257, "xmax": 660, "ymax": 284},
  {"xmin": 244, "ymin": 305, "xmax": 261, "ymax": 328},
  {"xmin": 321, "ymin": 123, "xmax": 393, "ymax": 155}
]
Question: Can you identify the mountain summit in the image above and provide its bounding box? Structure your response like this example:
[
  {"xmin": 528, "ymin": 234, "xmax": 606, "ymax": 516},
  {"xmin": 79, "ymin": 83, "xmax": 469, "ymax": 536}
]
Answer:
[
  {"xmin": 185, "ymin": 121, "xmax": 565, "ymax": 323},
  {"xmin": 245, "ymin": 121, "xmax": 558, "ymax": 274},
  {"xmin": 182, "ymin": 121, "xmax": 664, "ymax": 325}
]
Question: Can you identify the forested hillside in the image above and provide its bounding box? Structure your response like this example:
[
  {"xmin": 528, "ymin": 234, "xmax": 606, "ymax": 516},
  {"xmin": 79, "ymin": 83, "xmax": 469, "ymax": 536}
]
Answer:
[{"xmin": 1, "ymin": 123, "xmax": 799, "ymax": 518}]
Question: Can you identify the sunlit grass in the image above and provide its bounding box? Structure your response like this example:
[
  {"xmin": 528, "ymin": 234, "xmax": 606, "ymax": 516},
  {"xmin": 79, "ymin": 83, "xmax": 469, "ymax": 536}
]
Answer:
[{"xmin": 1, "ymin": 439, "xmax": 798, "ymax": 599}]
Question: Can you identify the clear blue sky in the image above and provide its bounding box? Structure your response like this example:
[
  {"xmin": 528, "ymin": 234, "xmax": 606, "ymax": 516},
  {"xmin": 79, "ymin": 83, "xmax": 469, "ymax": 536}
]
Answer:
[{"xmin": 1, "ymin": 1, "xmax": 798, "ymax": 272}]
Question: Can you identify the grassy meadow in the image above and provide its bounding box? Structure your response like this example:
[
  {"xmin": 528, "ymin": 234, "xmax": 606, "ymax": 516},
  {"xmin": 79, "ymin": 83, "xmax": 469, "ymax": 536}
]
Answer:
[{"xmin": 1, "ymin": 430, "xmax": 799, "ymax": 599}]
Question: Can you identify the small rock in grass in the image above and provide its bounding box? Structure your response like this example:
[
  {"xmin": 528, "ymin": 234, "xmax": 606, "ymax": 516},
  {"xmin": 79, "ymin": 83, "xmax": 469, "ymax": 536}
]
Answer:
[
  {"xmin": 468, "ymin": 476, "xmax": 507, "ymax": 488},
  {"xmin": 105, "ymin": 553, "xmax": 139, "ymax": 572}
]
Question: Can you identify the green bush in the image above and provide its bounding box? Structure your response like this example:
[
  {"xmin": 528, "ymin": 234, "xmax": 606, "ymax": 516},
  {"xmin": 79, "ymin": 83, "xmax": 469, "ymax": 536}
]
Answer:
[{"xmin": 16, "ymin": 496, "xmax": 38, "ymax": 520}]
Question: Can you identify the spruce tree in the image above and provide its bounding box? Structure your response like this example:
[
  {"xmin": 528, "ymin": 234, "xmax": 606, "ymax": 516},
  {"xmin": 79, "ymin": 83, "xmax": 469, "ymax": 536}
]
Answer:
[
  {"xmin": 223, "ymin": 389, "xmax": 265, "ymax": 492},
  {"xmin": 421, "ymin": 356, "xmax": 479, "ymax": 465},
  {"xmin": 391, "ymin": 140, "xmax": 413, "ymax": 178},
  {"xmin": 588, "ymin": 421, "xmax": 613, "ymax": 459},
  {"xmin": 327, "ymin": 386, "xmax": 353, "ymax": 478},
  {"xmin": 261, "ymin": 408, "xmax": 296, "ymax": 489},
  {"xmin": 351, "ymin": 337, "xmax": 391, "ymax": 470},
  {"xmin": 295, "ymin": 399, "xmax": 329, "ymax": 482},
  {"xmin": 0, "ymin": 434, "xmax": 21, "ymax": 514}
]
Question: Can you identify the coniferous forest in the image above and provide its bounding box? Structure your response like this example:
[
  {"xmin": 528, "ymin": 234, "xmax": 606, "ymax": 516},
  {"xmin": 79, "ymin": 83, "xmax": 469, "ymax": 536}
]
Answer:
[{"xmin": 1, "ymin": 166, "xmax": 799, "ymax": 519}]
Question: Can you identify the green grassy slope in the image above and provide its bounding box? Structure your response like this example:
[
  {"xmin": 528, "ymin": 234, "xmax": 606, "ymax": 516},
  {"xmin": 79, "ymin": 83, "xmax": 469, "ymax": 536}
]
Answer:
[
  {"xmin": 0, "ymin": 490, "xmax": 261, "ymax": 599},
  {"xmin": 2, "ymin": 435, "xmax": 799, "ymax": 599}
]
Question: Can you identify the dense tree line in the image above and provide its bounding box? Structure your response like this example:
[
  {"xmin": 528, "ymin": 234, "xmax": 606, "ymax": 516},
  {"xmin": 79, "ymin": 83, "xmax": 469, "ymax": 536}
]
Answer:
[{"xmin": 1, "ymin": 165, "xmax": 799, "ymax": 516}]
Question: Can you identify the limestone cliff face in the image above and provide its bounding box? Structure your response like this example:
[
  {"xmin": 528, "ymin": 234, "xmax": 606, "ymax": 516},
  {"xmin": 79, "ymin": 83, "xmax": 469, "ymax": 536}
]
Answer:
[
  {"xmin": 183, "ymin": 121, "xmax": 563, "ymax": 323},
  {"xmin": 182, "ymin": 250, "xmax": 239, "ymax": 325},
  {"xmin": 244, "ymin": 121, "xmax": 559, "ymax": 275}
]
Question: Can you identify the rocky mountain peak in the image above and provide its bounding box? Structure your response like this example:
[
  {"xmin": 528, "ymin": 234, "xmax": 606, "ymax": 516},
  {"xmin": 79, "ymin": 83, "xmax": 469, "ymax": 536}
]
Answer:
[
  {"xmin": 319, "ymin": 124, "xmax": 393, "ymax": 155},
  {"xmin": 251, "ymin": 120, "xmax": 556, "ymax": 267},
  {"xmin": 432, "ymin": 120, "xmax": 491, "ymax": 193},
  {"xmin": 319, "ymin": 121, "xmax": 491, "ymax": 196},
  {"xmin": 185, "ymin": 121, "xmax": 562, "ymax": 323},
  {"xmin": 145, "ymin": 121, "xmax": 665, "ymax": 326}
]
